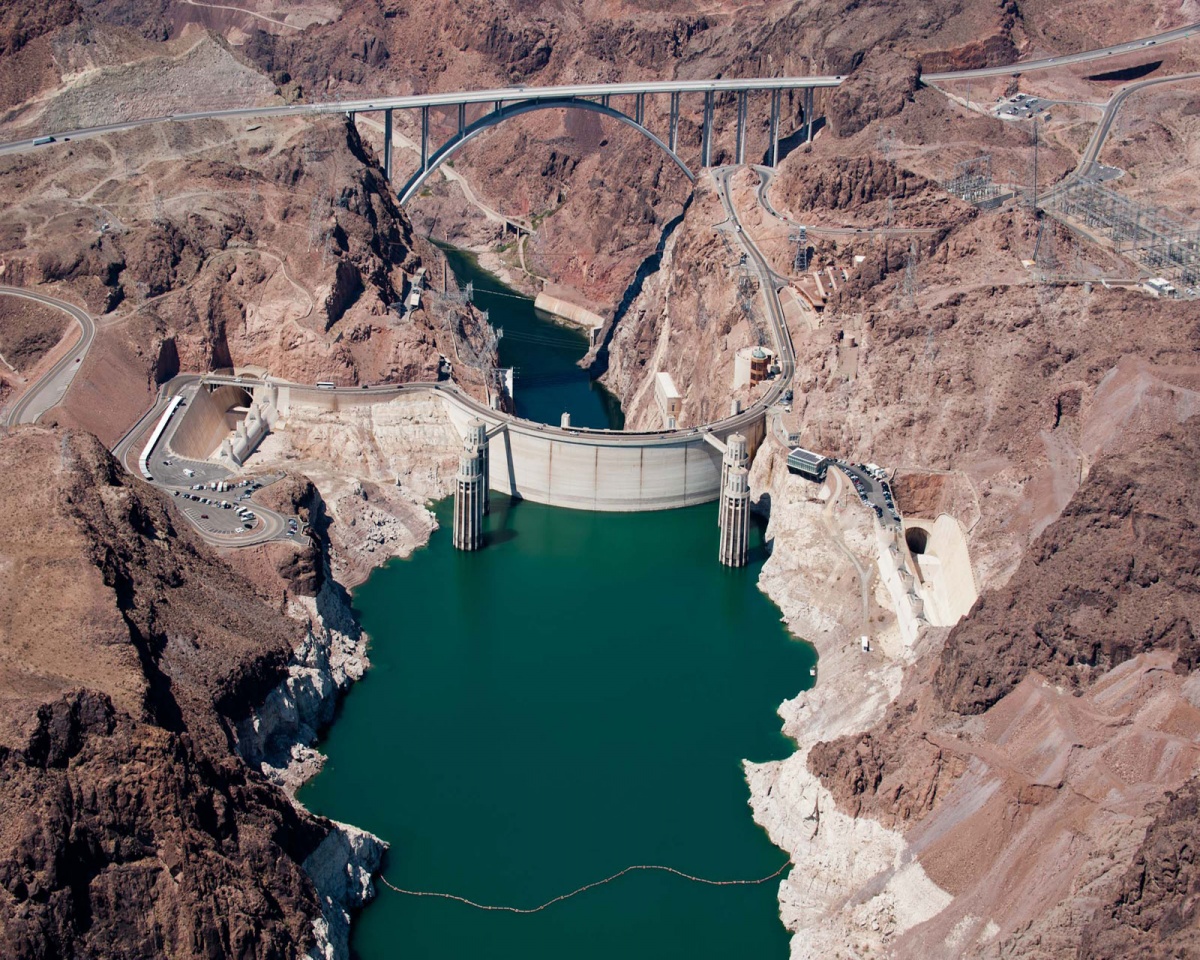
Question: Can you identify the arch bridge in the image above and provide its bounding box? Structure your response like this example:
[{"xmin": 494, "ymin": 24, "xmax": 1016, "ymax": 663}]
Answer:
[{"xmin": 353, "ymin": 77, "xmax": 844, "ymax": 204}]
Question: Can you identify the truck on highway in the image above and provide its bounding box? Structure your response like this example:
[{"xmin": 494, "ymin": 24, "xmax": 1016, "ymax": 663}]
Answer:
[{"xmin": 33, "ymin": 136, "xmax": 55, "ymax": 146}]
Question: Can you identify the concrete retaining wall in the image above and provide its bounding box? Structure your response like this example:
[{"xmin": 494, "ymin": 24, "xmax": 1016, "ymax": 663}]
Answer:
[
  {"xmin": 171, "ymin": 385, "xmax": 251, "ymax": 460},
  {"xmin": 533, "ymin": 292, "xmax": 603, "ymax": 331}
]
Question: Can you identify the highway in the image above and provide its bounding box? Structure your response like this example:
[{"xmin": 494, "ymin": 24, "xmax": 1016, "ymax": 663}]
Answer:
[
  {"xmin": 0, "ymin": 286, "xmax": 95, "ymax": 427},
  {"xmin": 1046, "ymin": 70, "xmax": 1200, "ymax": 200},
  {"xmin": 711, "ymin": 166, "xmax": 796, "ymax": 399},
  {"xmin": 0, "ymin": 75, "xmax": 844, "ymax": 158},
  {"xmin": 923, "ymin": 21, "xmax": 1200, "ymax": 81},
  {"xmin": 0, "ymin": 22, "xmax": 1190, "ymax": 163}
]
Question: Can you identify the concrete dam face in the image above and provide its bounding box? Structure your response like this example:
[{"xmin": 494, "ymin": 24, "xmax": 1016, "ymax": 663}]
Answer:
[
  {"xmin": 269, "ymin": 384, "xmax": 766, "ymax": 512},
  {"xmin": 443, "ymin": 399, "xmax": 764, "ymax": 512}
]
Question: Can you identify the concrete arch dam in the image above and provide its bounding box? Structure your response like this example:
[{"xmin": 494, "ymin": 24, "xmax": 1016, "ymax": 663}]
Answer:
[
  {"xmin": 268, "ymin": 381, "xmax": 766, "ymax": 511},
  {"xmin": 441, "ymin": 400, "xmax": 764, "ymax": 512}
]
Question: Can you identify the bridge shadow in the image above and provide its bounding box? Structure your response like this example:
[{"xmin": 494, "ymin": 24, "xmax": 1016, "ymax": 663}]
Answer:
[{"xmin": 760, "ymin": 117, "xmax": 825, "ymax": 167}]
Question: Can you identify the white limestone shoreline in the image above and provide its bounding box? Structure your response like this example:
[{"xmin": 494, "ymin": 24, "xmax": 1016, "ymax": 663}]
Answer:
[
  {"xmin": 235, "ymin": 580, "xmax": 387, "ymax": 960},
  {"xmin": 745, "ymin": 439, "xmax": 953, "ymax": 957}
]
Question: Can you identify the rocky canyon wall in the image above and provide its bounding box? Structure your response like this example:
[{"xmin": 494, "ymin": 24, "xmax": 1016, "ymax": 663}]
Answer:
[{"xmin": 0, "ymin": 427, "xmax": 384, "ymax": 960}]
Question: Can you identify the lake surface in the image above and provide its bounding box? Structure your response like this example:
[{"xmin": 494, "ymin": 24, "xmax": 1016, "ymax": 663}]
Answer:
[
  {"xmin": 295, "ymin": 245, "xmax": 813, "ymax": 958},
  {"xmin": 298, "ymin": 498, "xmax": 814, "ymax": 959}
]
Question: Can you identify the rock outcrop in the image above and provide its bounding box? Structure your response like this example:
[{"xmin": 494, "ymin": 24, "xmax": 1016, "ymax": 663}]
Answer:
[{"xmin": 0, "ymin": 427, "xmax": 382, "ymax": 960}]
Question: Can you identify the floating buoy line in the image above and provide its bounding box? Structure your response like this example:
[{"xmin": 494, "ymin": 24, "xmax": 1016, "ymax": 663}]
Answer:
[{"xmin": 377, "ymin": 860, "xmax": 791, "ymax": 914}]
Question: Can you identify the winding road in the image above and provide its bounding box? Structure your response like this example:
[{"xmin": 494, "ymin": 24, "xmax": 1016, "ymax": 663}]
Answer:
[
  {"xmin": 0, "ymin": 286, "xmax": 95, "ymax": 428},
  {"xmin": 180, "ymin": 0, "xmax": 300, "ymax": 30},
  {"xmin": 1042, "ymin": 70, "xmax": 1200, "ymax": 202},
  {"xmin": 711, "ymin": 165, "xmax": 796, "ymax": 390},
  {"xmin": 112, "ymin": 379, "xmax": 297, "ymax": 548}
]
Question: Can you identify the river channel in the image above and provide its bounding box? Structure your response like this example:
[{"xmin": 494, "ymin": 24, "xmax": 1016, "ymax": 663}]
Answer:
[
  {"xmin": 439, "ymin": 245, "xmax": 624, "ymax": 430},
  {"xmin": 296, "ymin": 251, "xmax": 815, "ymax": 959}
]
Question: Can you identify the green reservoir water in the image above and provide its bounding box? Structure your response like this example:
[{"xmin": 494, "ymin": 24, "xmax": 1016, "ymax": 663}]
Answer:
[
  {"xmin": 297, "ymin": 498, "xmax": 814, "ymax": 958},
  {"xmin": 438, "ymin": 245, "xmax": 624, "ymax": 430},
  {"xmin": 295, "ymin": 245, "xmax": 814, "ymax": 957}
]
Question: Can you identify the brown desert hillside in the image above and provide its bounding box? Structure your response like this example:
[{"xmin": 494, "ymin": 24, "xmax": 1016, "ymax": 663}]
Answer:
[{"xmin": 0, "ymin": 427, "xmax": 353, "ymax": 958}]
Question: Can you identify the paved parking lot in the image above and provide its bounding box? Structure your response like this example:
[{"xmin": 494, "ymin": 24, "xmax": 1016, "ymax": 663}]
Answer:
[
  {"xmin": 174, "ymin": 495, "xmax": 265, "ymax": 536},
  {"xmin": 836, "ymin": 460, "xmax": 902, "ymax": 530},
  {"xmin": 995, "ymin": 94, "xmax": 1054, "ymax": 120},
  {"xmin": 131, "ymin": 384, "xmax": 304, "ymax": 546},
  {"xmin": 153, "ymin": 453, "xmax": 232, "ymax": 489}
]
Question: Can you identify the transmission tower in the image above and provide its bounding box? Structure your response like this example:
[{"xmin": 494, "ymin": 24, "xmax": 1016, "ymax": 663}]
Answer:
[
  {"xmin": 1035, "ymin": 219, "xmax": 1058, "ymax": 278},
  {"xmin": 878, "ymin": 127, "xmax": 895, "ymax": 164},
  {"xmin": 789, "ymin": 227, "xmax": 809, "ymax": 272},
  {"xmin": 737, "ymin": 269, "xmax": 767, "ymax": 346},
  {"xmin": 1030, "ymin": 117, "xmax": 1039, "ymax": 212},
  {"xmin": 308, "ymin": 188, "xmax": 329, "ymax": 250}
]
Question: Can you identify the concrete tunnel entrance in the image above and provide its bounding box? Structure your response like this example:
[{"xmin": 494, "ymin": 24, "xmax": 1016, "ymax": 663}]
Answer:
[
  {"xmin": 905, "ymin": 526, "xmax": 930, "ymax": 584},
  {"xmin": 906, "ymin": 527, "xmax": 929, "ymax": 556}
]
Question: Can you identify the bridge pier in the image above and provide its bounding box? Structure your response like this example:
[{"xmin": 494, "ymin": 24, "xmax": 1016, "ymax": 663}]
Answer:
[
  {"xmin": 669, "ymin": 91, "xmax": 680, "ymax": 154},
  {"xmin": 457, "ymin": 102, "xmax": 466, "ymax": 137},
  {"xmin": 701, "ymin": 90, "xmax": 715, "ymax": 167},
  {"xmin": 421, "ymin": 105, "xmax": 430, "ymax": 172},
  {"xmin": 634, "ymin": 92, "xmax": 645, "ymax": 125},
  {"xmin": 735, "ymin": 90, "xmax": 747, "ymax": 165},
  {"xmin": 804, "ymin": 87, "xmax": 815, "ymax": 143},
  {"xmin": 453, "ymin": 418, "xmax": 488, "ymax": 550},
  {"xmin": 383, "ymin": 109, "xmax": 393, "ymax": 182},
  {"xmin": 769, "ymin": 89, "xmax": 781, "ymax": 166},
  {"xmin": 718, "ymin": 465, "xmax": 750, "ymax": 567}
]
